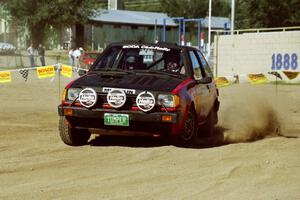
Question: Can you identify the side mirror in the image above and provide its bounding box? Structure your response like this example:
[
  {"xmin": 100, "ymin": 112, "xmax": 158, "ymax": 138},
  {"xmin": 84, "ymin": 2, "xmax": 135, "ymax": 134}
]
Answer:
[
  {"xmin": 197, "ymin": 76, "xmax": 212, "ymax": 84},
  {"xmin": 78, "ymin": 69, "xmax": 87, "ymax": 76}
]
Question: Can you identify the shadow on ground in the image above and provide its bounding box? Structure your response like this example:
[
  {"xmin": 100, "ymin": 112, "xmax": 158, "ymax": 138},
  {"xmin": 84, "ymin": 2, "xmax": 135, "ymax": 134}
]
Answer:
[
  {"xmin": 88, "ymin": 126, "xmax": 230, "ymax": 149},
  {"xmin": 89, "ymin": 135, "xmax": 168, "ymax": 148}
]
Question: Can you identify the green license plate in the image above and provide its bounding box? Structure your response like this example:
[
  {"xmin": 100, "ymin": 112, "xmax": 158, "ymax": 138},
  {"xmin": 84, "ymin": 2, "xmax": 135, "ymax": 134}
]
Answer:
[{"xmin": 104, "ymin": 113, "xmax": 129, "ymax": 126}]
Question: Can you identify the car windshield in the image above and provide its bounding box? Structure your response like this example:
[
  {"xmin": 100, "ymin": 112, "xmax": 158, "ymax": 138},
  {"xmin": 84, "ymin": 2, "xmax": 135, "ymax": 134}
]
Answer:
[
  {"xmin": 84, "ymin": 53, "xmax": 99, "ymax": 59},
  {"xmin": 91, "ymin": 45, "xmax": 186, "ymax": 76}
]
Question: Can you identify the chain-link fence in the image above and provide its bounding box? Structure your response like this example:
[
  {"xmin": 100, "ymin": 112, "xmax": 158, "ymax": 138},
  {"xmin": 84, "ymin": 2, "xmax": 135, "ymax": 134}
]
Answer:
[{"xmin": 0, "ymin": 50, "xmax": 69, "ymax": 70}]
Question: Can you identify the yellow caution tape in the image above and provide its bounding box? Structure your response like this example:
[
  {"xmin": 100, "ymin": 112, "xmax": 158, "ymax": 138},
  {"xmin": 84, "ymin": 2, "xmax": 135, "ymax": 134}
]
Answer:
[
  {"xmin": 247, "ymin": 73, "xmax": 268, "ymax": 84},
  {"xmin": 36, "ymin": 66, "xmax": 55, "ymax": 79},
  {"xmin": 282, "ymin": 71, "xmax": 300, "ymax": 80},
  {"xmin": 0, "ymin": 71, "xmax": 11, "ymax": 83},
  {"xmin": 61, "ymin": 65, "xmax": 73, "ymax": 78},
  {"xmin": 215, "ymin": 77, "xmax": 231, "ymax": 87}
]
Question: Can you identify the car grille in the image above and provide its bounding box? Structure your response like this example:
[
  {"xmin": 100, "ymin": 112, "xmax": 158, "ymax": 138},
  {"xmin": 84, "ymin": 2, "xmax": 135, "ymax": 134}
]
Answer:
[{"xmin": 95, "ymin": 93, "xmax": 161, "ymax": 112}]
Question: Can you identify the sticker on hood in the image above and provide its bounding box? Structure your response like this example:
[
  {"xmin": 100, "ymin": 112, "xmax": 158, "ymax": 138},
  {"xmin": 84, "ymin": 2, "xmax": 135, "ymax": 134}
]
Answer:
[
  {"xmin": 136, "ymin": 91, "xmax": 155, "ymax": 112},
  {"xmin": 79, "ymin": 88, "xmax": 98, "ymax": 108},
  {"xmin": 107, "ymin": 89, "xmax": 127, "ymax": 108},
  {"xmin": 102, "ymin": 87, "xmax": 135, "ymax": 95}
]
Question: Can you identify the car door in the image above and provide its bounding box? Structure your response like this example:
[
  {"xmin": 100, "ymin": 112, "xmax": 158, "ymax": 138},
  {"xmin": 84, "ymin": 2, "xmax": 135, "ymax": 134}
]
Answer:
[
  {"xmin": 196, "ymin": 50, "xmax": 217, "ymax": 112},
  {"xmin": 188, "ymin": 50, "xmax": 210, "ymax": 122}
]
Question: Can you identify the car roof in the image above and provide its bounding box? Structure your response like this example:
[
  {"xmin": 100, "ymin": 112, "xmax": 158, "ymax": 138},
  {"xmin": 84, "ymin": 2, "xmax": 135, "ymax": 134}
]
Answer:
[{"xmin": 108, "ymin": 41, "xmax": 184, "ymax": 50}]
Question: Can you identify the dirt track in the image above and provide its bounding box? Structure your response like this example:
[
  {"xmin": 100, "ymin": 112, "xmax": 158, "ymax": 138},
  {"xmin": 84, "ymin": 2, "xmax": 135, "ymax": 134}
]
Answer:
[{"xmin": 0, "ymin": 74, "xmax": 300, "ymax": 200}]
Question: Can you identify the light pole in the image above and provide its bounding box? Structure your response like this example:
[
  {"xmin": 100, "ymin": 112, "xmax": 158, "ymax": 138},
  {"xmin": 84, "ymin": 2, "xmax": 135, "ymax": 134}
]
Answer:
[
  {"xmin": 207, "ymin": 0, "xmax": 212, "ymax": 58},
  {"xmin": 231, "ymin": 0, "xmax": 235, "ymax": 34}
]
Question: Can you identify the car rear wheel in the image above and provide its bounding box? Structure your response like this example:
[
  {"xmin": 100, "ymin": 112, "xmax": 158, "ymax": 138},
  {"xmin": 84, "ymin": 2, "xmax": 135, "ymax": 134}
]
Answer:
[{"xmin": 59, "ymin": 116, "xmax": 91, "ymax": 146}]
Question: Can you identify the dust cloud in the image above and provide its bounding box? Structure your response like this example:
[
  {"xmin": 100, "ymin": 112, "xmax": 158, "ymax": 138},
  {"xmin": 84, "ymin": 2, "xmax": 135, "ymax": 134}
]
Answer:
[{"xmin": 218, "ymin": 85, "xmax": 283, "ymax": 143}]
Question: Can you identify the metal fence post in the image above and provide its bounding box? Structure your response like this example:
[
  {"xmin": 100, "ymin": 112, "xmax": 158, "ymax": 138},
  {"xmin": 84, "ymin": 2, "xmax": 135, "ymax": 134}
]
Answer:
[
  {"xmin": 198, "ymin": 19, "xmax": 201, "ymax": 50},
  {"xmin": 183, "ymin": 20, "xmax": 186, "ymax": 46},
  {"xmin": 162, "ymin": 18, "xmax": 166, "ymax": 42},
  {"xmin": 178, "ymin": 19, "xmax": 182, "ymax": 45}
]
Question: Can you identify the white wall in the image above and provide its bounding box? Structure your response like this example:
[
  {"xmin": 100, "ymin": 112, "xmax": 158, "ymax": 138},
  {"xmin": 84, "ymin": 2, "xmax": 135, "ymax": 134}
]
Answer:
[{"xmin": 214, "ymin": 31, "xmax": 300, "ymax": 78}]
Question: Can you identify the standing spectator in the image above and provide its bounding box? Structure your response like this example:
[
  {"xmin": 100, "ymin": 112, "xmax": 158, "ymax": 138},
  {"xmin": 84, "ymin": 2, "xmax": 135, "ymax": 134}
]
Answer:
[
  {"xmin": 72, "ymin": 47, "xmax": 81, "ymax": 71},
  {"xmin": 79, "ymin": 47, "xmax": 85, "ymax": 69},
  {"xmin": 37, "ymin": 44, "xmax": 45, "ymax": 66},
  {"xmin": 68, "ymin": 48, "xmax": 74, "ymax": 66},
  {"xmin": 27, "ymin": 43, "xmax": 35, "ymax": 68}
]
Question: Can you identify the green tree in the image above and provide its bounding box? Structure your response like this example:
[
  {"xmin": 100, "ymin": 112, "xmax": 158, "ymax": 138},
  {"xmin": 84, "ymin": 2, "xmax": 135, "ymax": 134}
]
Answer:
[
  {"xmin": 160, "ymin": 0, "xmax": 207, "ymax": 18},
  {"xmin": 0, "ymin": 0, "xmax": 99, "ymax": 47},
  {"xmin": 236, "ymin": 0, "xmax": 300, "ymax": 29},
  {"xmin": 235, "ymin": 0, "xmax": 250, "ymax": 29},
  {"xmin": 212, "ymin": 0, "xmax": 231, "ymax": 17},
  {"xmin": 124, "ymin": 0, "xmax": 161, "ymax": 12},
  {"xmin": 160, "ymin": 0, "xmax": 230, "ymax": 18}
]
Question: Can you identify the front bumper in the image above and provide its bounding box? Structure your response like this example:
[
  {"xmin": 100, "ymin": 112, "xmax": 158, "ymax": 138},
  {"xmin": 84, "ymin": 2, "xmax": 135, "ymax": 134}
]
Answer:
[{"xmin": 58, "ymin": 105, "xmax": 181, "ymax": 136}]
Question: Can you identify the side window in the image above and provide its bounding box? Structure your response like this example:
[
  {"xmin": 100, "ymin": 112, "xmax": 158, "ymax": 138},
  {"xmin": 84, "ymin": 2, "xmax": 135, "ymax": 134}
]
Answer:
[
  {"xmin": 189, "ymin": 51, "xmax": 203, "ymax": 80},
  {"xmin": 94, "ymin": 47, "xmax": 120, "ymax": 69},
  {"xmin": 196, "ymin": 51, "xmax": 213, "ymax": 77},
  {"xmin": 111, "ymin": 50, "xmax": 124, "ymax": 68},
  {"xmin": 179, "ymin": 51, "xmax": 187, "ymax": 75}
]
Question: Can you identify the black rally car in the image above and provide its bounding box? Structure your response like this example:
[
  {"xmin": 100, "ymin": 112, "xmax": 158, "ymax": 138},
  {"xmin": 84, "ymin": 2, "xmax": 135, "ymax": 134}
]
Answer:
[{"xmin": 58, "ymin": 42, "xmax": 220, "ymax": 146}]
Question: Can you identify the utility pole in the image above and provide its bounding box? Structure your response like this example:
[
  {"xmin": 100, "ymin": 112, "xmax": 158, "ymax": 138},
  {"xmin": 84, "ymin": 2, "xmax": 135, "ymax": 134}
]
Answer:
[
  {"xmin": 4, "ymin": 20, "xmax": 7, "ymax": 43},
  {"xmin": 91, "ymin": 24, "xmax": 94, "ymax": 51},
  {"xmin": 231, "ymin": 0, "xmax": 235, "ymax": 34},
  {"xmin": 154, "ymin": 19, "xmax": 157, "ymax": 43},
  {"xmin": 207, "ymin": 0, "xmax": 212, "ymax": 58}
]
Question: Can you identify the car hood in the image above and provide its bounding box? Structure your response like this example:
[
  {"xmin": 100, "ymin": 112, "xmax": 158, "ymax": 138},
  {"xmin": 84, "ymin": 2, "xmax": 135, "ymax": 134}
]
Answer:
[{"xmin": 71, "ymin": 72, "xmax": 182, "ymax": 92}]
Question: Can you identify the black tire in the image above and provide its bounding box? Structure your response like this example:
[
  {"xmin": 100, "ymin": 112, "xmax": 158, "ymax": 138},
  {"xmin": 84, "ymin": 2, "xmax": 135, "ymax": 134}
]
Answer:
[
  {"xmin": 59, "ymin": 116, "xmax": 91, "ymax": 146},
  {"xmin": 173, "ymin": 109, "xmax": 198, "ymax": 146}
]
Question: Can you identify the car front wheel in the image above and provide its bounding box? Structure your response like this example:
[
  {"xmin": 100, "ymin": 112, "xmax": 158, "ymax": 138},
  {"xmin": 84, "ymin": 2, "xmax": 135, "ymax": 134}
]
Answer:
[
  {"xmin": 175, "ymin": 109, "xmax": 198, "ymax": 146},
  {"xmin": 59, "ymin": 116, "xmax": 91, "ymax": 146}
]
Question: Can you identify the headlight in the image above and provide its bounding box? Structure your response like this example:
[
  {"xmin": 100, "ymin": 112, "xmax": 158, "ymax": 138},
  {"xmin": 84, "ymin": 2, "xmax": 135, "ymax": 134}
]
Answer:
[
  {"xmin": 158, "ymin": 94, "xmax": 180, "ymax": 108},
  {"xmin": 62, "ymin": 89, "xmax": 67, "ymax": 101},
  {"xmin": 67, "ymin": 88, "xmax": 82, "ymax": 101}
]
